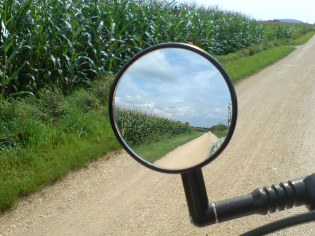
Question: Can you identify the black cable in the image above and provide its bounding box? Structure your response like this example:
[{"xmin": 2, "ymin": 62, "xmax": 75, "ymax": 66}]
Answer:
[{"xmin": 241, "ymin": 211, "xmax": 315, "ymax": 236}]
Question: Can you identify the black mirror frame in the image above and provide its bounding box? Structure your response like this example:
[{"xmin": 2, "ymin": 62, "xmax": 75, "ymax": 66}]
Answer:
[{"xmin": 109, "ymin": 42, "xmax": 238, "ymax": 174}]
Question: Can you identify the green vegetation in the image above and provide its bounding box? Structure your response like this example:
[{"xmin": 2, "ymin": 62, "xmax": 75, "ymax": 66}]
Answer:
[
  {"xmin": 115, "ymin": 108, "xmax": 192, "ymax": 147},
  {"xmin": 134, "ymin": 131, "xmax": 203, "ymax": 163},
  {"xmin": 209, "ymin": 124, "xmax": 229, "ymax": 139},
  {"xmin": 288, "ymin": 31, "xmax": 315, "ymax": 45},
  {"xmin": 1, "ymin": 0, "xmax": 314, "ymax": 97},
  {"xmin": 216, "ymin": 30, "xmax": 315, "ymax": 83},
  {"xmin": 219, "ymin": 46, "xmax": 295, "ymax": 82},
  {"xmin": 1, "ymin": 0, "xmax": 315, "ymax": 212},
  {"xmin": 0, "ymin": 77, "xmax": 120, "ymax": 210}
]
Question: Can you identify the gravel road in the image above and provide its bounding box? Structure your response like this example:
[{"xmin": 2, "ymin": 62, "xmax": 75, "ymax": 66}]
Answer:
[
  {"xmin": 1, "ymin": 36, "xmax": 315, "ymax": 235},
  {"xmin": 155, "ymin": 132, "xmax": 217, "ymax": 169}
]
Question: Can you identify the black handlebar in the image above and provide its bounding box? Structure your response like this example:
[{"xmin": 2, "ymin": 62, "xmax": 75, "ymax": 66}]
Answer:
[
  {"xmin": 210, "ymin": 177, "xmax": 305, "ymax": 223},
  {"xmin": 181, "ymin": 171, "xmax": 315, "ymax": 227}
]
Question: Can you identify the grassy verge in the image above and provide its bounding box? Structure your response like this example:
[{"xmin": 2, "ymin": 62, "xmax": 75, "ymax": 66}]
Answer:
[
  {"xmin": 220, "ymin": 46, "xmax": 295, "ymax": 83},
  {"xmin": 134, "ymin": 131, "xmax": 204, "ymax": 163},
  {"xmin": 217, "ymin": 32, "xmax": 315, "ymax": 82},
  {"xmin": 0, "ymin": 133, "xmax": 119, "ymax": 210},
  {"xmin": 289, "ymin": 31, "xmax": 315, "ymax": 45},
  {"xmin": 0, "ymin": 77, "xmax": 121, "ymax": 211}
]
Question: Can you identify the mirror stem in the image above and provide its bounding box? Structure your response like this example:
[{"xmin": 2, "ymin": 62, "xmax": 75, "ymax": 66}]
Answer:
[{"xmin": 181, "ymin": 169, "xmax": 216, "ymax": 226}]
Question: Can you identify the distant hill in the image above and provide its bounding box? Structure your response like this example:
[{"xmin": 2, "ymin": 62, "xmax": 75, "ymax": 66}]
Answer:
[{"xmin": 272, "ymin": 19, "xmax": 304, "ymax": 24}]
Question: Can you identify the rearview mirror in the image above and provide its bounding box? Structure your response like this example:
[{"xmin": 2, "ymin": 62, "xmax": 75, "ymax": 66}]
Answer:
[{"xmin": 109, "ymin": 43, "xmax": 237, "ymax": 173}]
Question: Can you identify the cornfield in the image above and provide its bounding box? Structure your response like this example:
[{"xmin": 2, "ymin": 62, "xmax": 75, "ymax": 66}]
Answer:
[
  {"xmin": 1, "ymin": 0, "xmax": 314, "ymax": 96},
  {"xmin": 115, "ymin": 107, "xmax": 192, "ymax": 147}
]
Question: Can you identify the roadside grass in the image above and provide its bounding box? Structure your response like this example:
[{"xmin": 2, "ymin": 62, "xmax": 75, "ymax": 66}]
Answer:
[
  {"xmin": 288, "ymin": 31, "xmax": 315, "ymax": 45},
  {"xmin": 0, "ymin": 133, "xmax": 119, "ymax": 210},
  {"xmin": 0, "ymin": 77, "xmax": 120, "ymax": 211},
  {"xmin": 134, "ymin": 131, "xmax": 204, "ymax": 163},
  {"xmin": 0, "ymin": 32, "xmax": 314, "ymax": 212},
  {"xmin": 218, "ymin": 33, "xmax": 315, "ymax": 82},
  {"xmin": 220, "ymin": 46, "xmax": 295, "ymax": 83},
  {"xmin": 211, "ymin": 130, "xmax": 228, "ymax": 139}
]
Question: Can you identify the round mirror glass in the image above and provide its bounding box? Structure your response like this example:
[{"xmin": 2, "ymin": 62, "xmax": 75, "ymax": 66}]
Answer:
[{"xmin": 109, "ymin": 43, "xmax": 237, "ymax": 173}]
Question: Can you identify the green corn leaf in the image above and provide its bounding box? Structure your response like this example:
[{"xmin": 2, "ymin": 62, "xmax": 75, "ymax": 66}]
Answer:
[{"xmin": 3, "ymin": 63, "xmax": 25, "ymax": 86}]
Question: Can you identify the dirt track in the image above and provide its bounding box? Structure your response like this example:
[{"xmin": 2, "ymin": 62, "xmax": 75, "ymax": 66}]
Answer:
[{"xmin": 1, "ymin": 37, "xmax": 315, "ymax": 235}]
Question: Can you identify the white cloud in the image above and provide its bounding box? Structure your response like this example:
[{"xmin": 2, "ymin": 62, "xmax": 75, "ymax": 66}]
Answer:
[{"xmin": 175, "ymin": 0, "xmax": 315, "ymax": 23}]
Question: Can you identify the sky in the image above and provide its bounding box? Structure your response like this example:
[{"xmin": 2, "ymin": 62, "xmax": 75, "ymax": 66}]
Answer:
[
  {"xmin": 114, "ymin": 48, "xmax": 232, "ymax": 128},
  {"xmin": 175, "ymin": 0, "xmax": 315, "ymax": 24}
]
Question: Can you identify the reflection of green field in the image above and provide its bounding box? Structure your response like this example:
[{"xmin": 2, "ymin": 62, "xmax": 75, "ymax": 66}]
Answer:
[
  {"xmin": 134, "ymin": 131, "xmax": 204, "ymax": 163},
  {"xmin": 209, "ymin": 124, "xmax": 228, "ymax": 139},
  {"xmin": 115, "ymin": 107, "xmax": 192, "ymax": 147},
  {"xmin": 212, "ymin": 130, "xmax": 228, "ymax": 139}
]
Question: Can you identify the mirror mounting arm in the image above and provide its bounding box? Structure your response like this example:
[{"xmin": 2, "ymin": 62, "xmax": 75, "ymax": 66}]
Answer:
[{"xmin": 181, "ymin": 169, "xmax": 217, "ymax": 226}]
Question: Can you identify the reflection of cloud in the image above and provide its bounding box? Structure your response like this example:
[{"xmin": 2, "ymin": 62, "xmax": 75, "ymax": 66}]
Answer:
[
  {"xmin": 140, "ymin": 103, "xmax": 154, "ymax": 109},
  {"xmin": 127, "ymin": 50, "xmax": 179, "ymax": 82},
  {"xmin": 115, "ymin": 48, "xmax": 232, "ymax": 127},
  {"xmin": 215, "ymin": 108, "xmax": 222, "ymax": 113}
]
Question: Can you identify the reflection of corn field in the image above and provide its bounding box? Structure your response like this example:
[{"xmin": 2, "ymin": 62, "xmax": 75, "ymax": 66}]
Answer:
[{"xmin": 115, "ymin": 107, "xmax": 192, "ymax": 146}]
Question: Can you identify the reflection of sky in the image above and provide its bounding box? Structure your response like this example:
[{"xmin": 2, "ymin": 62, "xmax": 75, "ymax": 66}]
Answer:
[{"xmin": 115, "ymin": 48, "xmax": 232, "ymax": 127}]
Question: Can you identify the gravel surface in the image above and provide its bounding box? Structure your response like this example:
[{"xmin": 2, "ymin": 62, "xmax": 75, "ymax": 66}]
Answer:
[
  {"xmin": 155, "ymin": 132, "xmax": 217, "ymax": 169},
  {"xmin": 1, "ymin": 36, "xmax": 315, "ymax": 235}
]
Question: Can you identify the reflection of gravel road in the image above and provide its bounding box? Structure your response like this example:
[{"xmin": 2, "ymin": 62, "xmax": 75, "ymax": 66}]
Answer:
[
  {"xmin": 1, "ymin": 36, "xmax": 315, "ymax": 235},
  {"xmin": 155, "ymin": 132, "xmax": 218, "ymax": 169}
]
